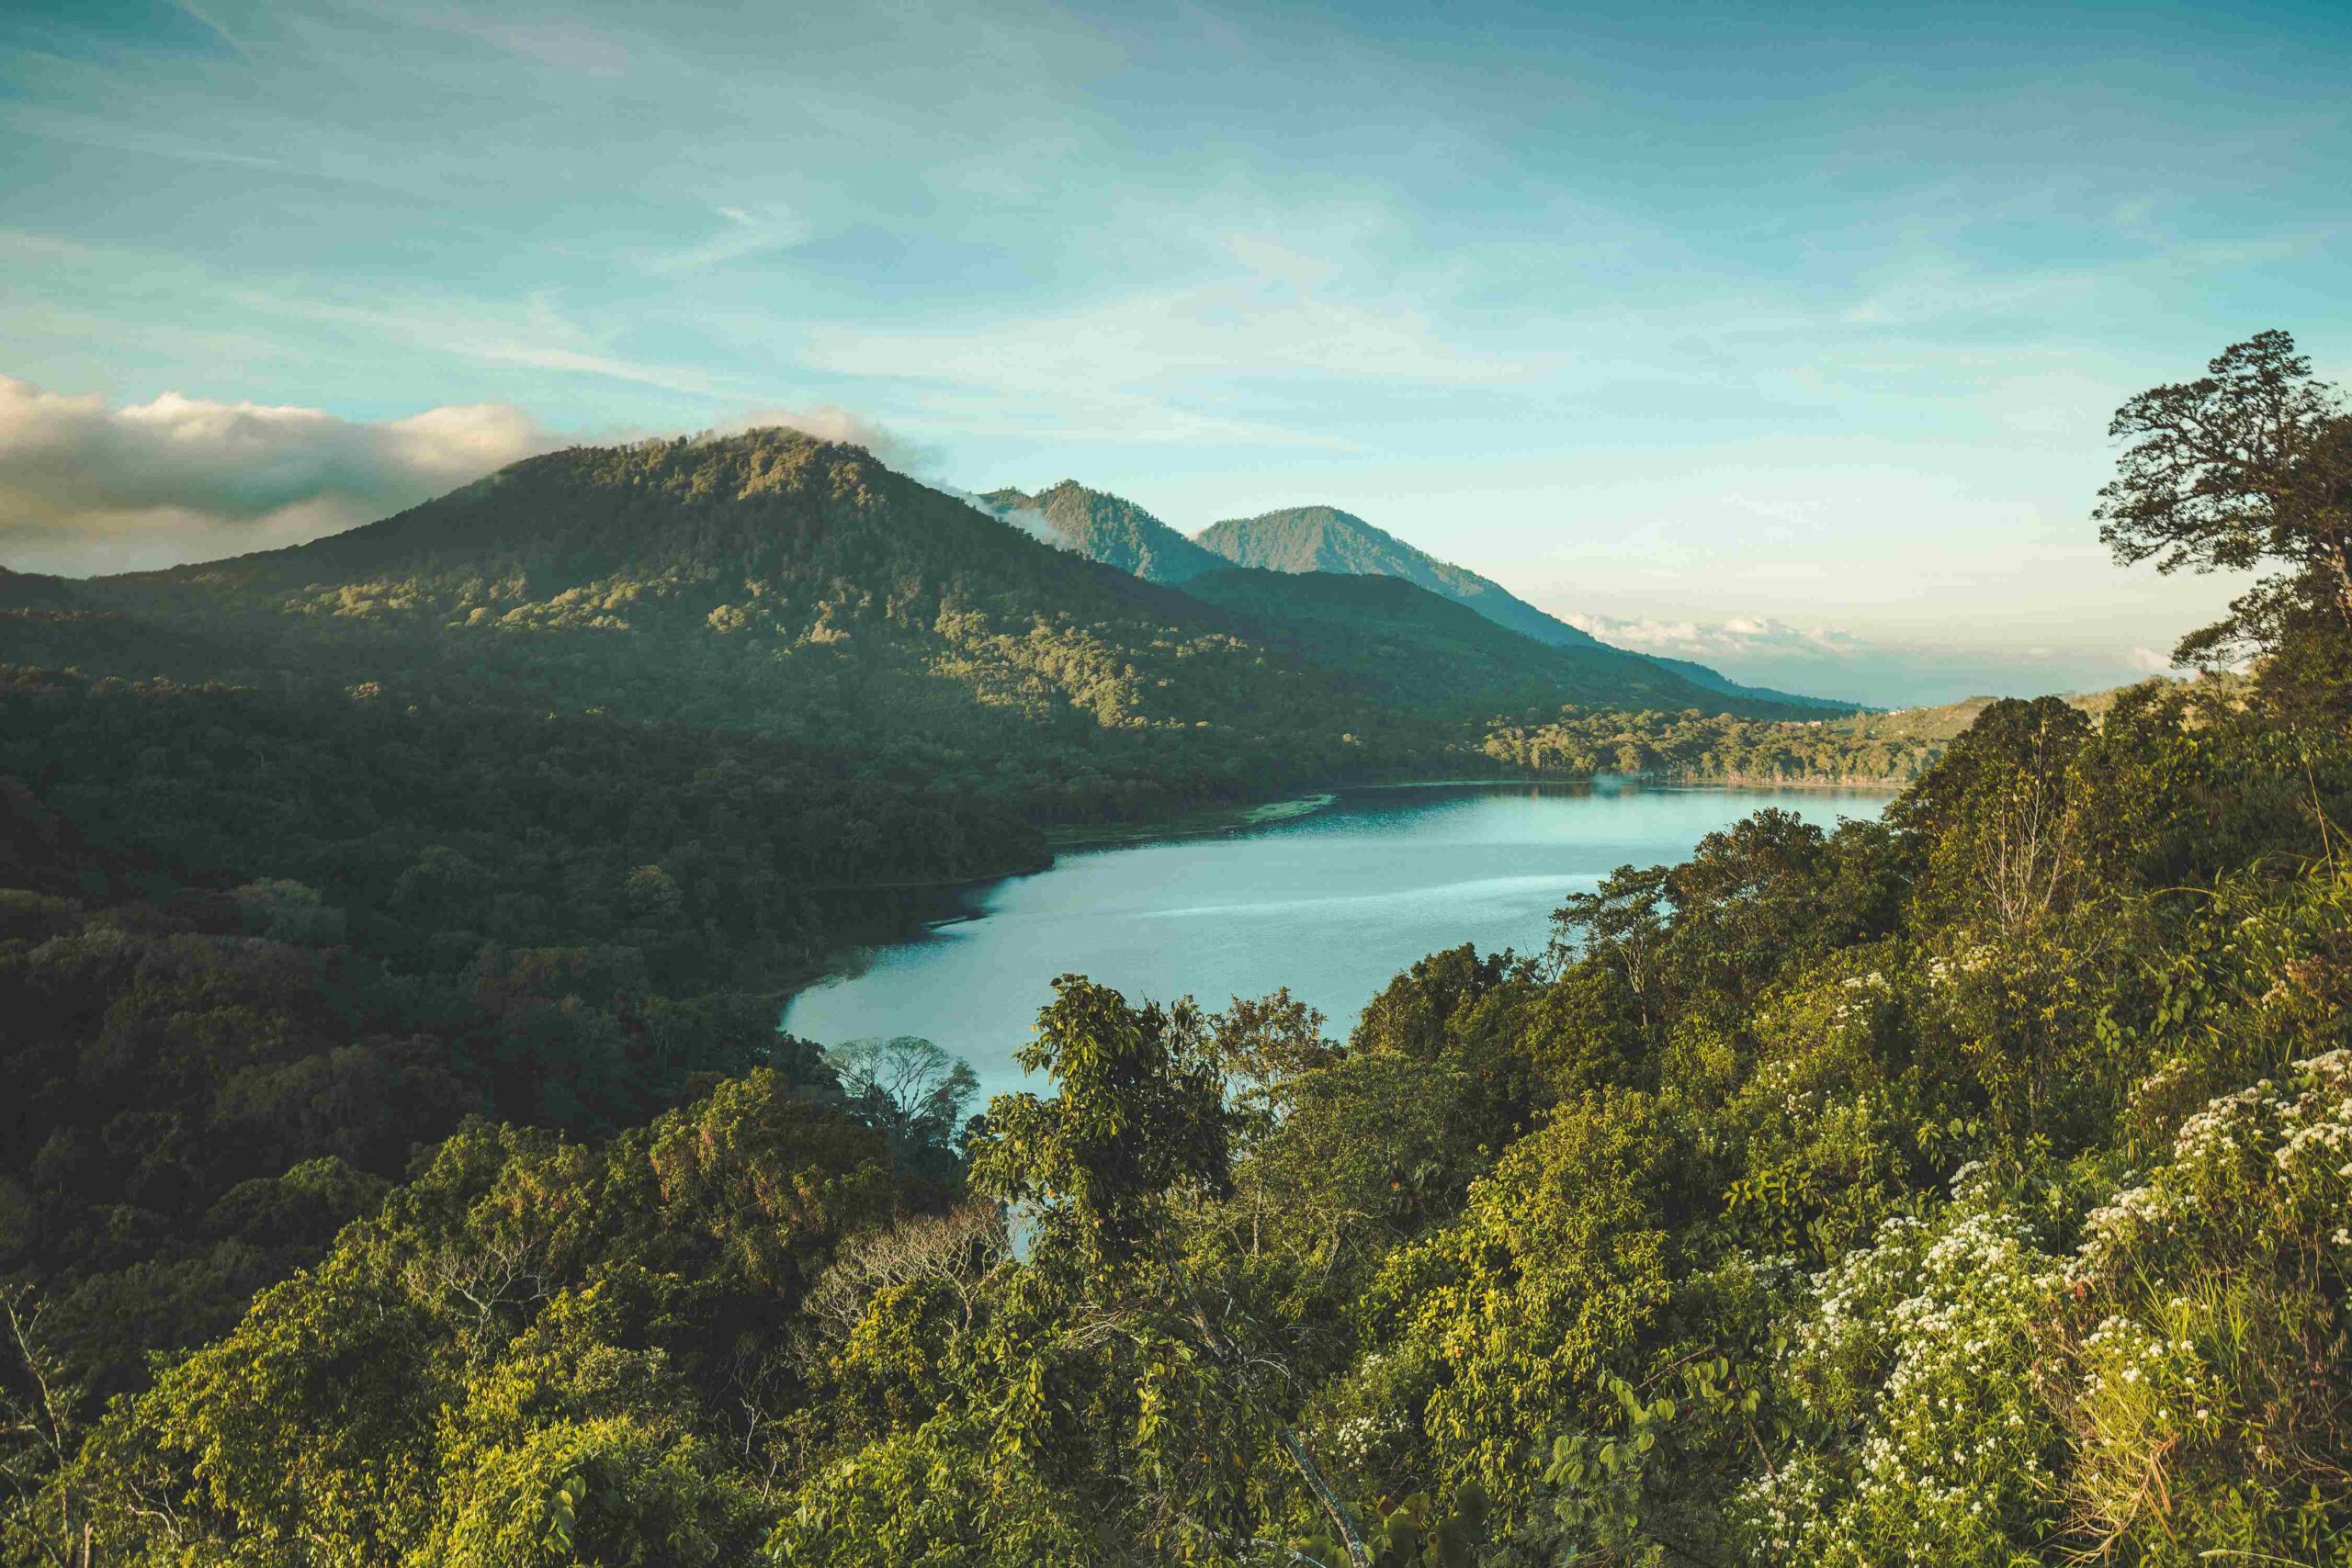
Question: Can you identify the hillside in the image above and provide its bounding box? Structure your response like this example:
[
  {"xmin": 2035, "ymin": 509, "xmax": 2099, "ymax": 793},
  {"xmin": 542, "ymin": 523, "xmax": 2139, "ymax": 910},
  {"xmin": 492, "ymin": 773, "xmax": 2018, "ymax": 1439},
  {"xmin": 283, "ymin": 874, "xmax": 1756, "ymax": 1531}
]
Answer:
[
  {"xmin": 1638, "ymin": 649, "xmax": 1854, "ymax": 711},
  {"xmin": 1482, "ymin": 675, "xmax": 2248, "ymax": 786},
  {"xmin": 981, "ymin": 480, "xmax": 1224, "ymax": 583}
]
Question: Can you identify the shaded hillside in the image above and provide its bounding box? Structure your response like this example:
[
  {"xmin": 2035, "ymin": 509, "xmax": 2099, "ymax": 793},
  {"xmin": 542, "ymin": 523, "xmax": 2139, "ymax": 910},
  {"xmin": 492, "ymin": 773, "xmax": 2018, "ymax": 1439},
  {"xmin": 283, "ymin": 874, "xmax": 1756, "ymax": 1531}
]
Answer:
[
  {"xmin": 1182, "ymin": 568, "xmax": 1736, "ymax": 712},
  {"xmin": 0, "ymin": 660, "xmax": 1043, "ymax": 1399},
  {"xmin": 1640, "ymin": 649, "xmax": 1859, "ymax": 712},
  {"xmin": 982, "ymin": 479, "xmax": 1224, "ymax": 583}
]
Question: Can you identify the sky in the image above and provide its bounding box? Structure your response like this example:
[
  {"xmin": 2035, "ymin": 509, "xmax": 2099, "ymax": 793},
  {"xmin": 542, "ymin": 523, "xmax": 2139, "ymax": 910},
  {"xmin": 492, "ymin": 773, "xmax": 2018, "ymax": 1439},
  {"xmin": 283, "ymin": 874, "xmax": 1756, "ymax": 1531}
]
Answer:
[{"xmin": 4, "ymin": 1, "xmax": 2348, "ymax": 705}]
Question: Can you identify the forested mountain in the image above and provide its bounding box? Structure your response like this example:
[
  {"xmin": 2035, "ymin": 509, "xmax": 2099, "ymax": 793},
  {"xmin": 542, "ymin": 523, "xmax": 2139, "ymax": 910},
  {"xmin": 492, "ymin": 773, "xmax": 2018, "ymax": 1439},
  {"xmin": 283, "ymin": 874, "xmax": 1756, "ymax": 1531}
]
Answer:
[
  {"xmin": 981, "ymin": 480, "xmax": 1226, "ymax": 583},
  {"xmin": 1180, "ymin": 568, "xmax": 1730, "ymax": 712}
]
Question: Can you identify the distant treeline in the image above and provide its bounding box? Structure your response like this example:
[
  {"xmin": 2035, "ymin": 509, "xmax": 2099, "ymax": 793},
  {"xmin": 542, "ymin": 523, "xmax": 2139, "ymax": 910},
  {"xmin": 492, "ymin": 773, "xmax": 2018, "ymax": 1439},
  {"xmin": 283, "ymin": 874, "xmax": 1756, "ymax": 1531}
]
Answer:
[{"xmin": 1481, "ymin": 706, "xmax": 1951, "ymax": 784}]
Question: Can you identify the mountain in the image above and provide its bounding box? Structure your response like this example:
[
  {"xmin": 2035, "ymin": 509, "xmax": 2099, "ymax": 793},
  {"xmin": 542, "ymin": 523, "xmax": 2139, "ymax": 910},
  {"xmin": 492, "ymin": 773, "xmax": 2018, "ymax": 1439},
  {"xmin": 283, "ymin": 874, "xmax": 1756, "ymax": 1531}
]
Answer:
[
  {"xmin": 1196, "ymin": 503, "xmax": 1852, "ymax": 713},
  {"xmin": 7, "ymin": 431, "xmax": 1798, "ymax": 827},
  {"xmin": 981, "ymin": 480, "xmax": 1224, "ymax": 583},
  {"xmin": 1194, "ymin": 504, "xmax": 1600, "ymax": 649}
]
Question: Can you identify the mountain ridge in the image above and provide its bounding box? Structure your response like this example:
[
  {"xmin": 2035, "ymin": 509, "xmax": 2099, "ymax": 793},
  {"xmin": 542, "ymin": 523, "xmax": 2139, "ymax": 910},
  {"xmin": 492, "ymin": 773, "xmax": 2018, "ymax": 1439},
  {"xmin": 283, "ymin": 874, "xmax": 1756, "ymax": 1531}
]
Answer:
[
  {"xmin": 1195, "ymin": 502, "xmax": 1848, "ymax": 712},
  {"xmin": 6, "ymin": 430, "xmax": 1815, "ymax": 828},
  {"xmin": 1195, "ymin": 503, "xmax": 1604, "ymax": 651}
]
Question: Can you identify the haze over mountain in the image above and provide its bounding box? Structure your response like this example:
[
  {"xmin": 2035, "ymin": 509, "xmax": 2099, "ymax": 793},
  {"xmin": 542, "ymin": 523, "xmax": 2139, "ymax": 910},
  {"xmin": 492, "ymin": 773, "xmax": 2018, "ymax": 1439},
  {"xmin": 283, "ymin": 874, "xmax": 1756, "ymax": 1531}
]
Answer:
[{"xmin": 981, "ymin": 481, "xmax": 1224, "ymax": 584}]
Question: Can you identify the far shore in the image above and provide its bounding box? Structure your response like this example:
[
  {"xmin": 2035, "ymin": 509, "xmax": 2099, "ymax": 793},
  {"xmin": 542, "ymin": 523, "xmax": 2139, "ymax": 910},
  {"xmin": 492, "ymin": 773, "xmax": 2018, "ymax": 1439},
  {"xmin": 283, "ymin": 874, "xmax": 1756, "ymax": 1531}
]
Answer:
[{"xmin": 1046, "ymin": 772, "xmax": 1903, "ymax": 852}]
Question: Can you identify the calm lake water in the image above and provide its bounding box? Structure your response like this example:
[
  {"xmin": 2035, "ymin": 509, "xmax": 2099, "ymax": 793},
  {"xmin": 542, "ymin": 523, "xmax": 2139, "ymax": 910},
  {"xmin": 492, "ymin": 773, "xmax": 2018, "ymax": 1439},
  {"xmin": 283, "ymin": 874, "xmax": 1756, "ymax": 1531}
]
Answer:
[{"xmin": 783, "ymin": 782, "xmax": 1889, "ymax": 1099}]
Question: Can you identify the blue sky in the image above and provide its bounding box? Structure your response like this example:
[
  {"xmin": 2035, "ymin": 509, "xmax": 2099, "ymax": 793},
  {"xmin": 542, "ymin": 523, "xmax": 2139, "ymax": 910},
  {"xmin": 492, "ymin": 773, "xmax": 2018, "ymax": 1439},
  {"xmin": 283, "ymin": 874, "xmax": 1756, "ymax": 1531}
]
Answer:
[{"xmin": 4, "ymin": 0, "xmax": 2347, "ymax": 704}]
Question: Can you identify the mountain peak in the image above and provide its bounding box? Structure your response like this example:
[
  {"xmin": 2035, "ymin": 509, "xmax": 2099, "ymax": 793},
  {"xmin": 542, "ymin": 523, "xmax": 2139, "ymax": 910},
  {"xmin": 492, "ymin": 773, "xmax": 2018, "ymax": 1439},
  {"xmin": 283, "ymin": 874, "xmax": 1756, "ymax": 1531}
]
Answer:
[
  {"xmin": 980, "ymin": 479, "xmax": 1222, "ymax": 584},
  {"xmin": 1194, "ymin": 505, "xmax": 1602, "ymax": 651}
]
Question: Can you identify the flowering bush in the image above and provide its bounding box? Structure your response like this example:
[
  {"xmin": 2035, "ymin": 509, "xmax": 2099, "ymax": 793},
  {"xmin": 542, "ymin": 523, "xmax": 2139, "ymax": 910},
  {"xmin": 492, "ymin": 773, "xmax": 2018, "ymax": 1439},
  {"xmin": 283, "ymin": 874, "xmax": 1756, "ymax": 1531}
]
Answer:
[
  {"xmin": 2048, "ymin": 1051, "xmax": 2352, "ymax": 1559},
  {"xmin": 1734, "ymin": 1190, "xmax": 2065, "ymax": 1565}
]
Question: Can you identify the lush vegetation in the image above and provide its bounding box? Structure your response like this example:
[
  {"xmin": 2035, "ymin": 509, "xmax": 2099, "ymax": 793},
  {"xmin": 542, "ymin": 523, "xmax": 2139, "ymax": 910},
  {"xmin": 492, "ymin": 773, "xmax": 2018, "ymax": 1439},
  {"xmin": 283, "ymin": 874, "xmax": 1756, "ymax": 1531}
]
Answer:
[
  {"xmin": 0, "ymin": 663, "xmax": 1034, "ymax": 1415},
  {"xmin": 4, "ymin": 333, "xmax": 2348, "ymax": 1566},
  {"xmin": 1482, "ymin": 706, "xmax": 1951, "ymax": 784}
]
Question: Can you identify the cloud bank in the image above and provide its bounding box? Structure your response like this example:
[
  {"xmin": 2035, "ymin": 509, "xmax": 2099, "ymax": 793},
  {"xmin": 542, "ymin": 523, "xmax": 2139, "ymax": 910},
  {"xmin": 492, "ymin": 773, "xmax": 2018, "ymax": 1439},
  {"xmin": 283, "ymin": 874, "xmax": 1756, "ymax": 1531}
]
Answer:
[
  {"xmin": 0, "ymin": 375, "xmax": 560, "ymax": 575},
  {"xmin": 1562, "ymin": 611, "xmax": 1867, "ymax": 664},
  {"xmin": 1561, "ymin": 608, "xmax": 2190, "ymax": 707}
]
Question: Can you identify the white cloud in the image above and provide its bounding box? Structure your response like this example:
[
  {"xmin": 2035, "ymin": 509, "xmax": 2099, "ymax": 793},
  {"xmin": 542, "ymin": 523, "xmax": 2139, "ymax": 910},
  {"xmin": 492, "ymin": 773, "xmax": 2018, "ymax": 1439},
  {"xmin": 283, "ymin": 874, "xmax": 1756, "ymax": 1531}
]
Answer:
[
  {"xmin": 930, "ymin": 485, "xmax": 1069, "ymax": 550},
  {"xmin": 2126, "ymin": 645, "xmax": 2178, "ymax": 674},
  {"xmin": 722, "ymin": 405, "xmax": 941, "ymax": 476},
  {"xmin": 1562, "ymin": 610, "xmax": 1866, "ymax": 661},
  {"xmin": 0, "ymin": 375, "xmax": 558, "ymax": 575}
]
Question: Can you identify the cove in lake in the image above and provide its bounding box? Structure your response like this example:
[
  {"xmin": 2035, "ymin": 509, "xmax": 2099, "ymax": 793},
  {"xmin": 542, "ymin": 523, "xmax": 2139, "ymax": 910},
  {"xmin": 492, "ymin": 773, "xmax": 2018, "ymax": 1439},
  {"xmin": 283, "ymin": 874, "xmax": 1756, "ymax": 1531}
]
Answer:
[{"xmin": 783, "ymin": 782, "xmax": 1890, "ymax": 1099}]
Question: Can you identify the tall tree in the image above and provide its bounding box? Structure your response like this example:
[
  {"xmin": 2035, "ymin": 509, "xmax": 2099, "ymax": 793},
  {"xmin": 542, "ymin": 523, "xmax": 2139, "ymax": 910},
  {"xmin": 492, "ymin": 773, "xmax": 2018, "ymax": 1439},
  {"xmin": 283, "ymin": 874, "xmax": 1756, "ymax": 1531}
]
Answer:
[{"xmin": 2096, "ymin": 329, "xmax": 2352, "ymax": 662}]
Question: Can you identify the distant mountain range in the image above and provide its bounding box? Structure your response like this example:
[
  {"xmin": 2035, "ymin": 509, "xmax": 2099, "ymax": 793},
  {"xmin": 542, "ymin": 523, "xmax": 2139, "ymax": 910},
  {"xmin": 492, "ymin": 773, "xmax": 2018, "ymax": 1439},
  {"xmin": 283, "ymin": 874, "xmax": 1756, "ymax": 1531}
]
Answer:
[
  {"xmin": 0, "ymin": 432, "xmax": 1839, "ymax": 822},
  {"xmin": 983, "ymin": 481, "xmax": 1849, "ymax": 712}
]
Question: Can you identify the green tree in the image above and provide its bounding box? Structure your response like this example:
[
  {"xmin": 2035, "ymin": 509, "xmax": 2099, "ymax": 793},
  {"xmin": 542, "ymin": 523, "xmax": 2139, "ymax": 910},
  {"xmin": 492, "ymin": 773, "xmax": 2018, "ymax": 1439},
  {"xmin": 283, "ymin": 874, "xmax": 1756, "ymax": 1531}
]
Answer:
[
  {"xmin": 822, "ymin": 1036, "xmax": 979, "ymax": 1178},
  {"xmin": 967, "ymin": 977, "xmax": 1229, "ymax": 1275},
  {"xmin": 2096, "ymin": 329, "xmax": 2352, "ymax": 661}
]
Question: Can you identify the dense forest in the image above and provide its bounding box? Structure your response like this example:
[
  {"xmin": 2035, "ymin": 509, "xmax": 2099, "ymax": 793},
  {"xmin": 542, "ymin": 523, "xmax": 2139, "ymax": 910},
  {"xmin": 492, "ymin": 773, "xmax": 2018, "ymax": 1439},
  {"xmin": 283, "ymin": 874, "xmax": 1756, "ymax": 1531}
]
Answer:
[{"xmin": 1, "ymin": 332, "xmax": 2347, "ymax": 1565}]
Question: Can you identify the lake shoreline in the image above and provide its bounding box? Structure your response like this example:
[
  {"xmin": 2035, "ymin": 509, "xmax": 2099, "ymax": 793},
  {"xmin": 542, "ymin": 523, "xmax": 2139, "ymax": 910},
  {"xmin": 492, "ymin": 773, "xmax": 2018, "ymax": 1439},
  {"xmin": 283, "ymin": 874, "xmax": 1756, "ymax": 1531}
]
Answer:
[{"xmin": 1046, "ymin": 773, "xmax": 1898, "ymax": 852}]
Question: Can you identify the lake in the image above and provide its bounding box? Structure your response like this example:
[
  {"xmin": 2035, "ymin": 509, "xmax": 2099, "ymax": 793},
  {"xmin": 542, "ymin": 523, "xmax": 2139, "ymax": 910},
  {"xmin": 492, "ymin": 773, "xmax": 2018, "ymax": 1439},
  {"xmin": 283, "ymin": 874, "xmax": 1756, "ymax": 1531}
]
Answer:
[{"xmin": 783, "ymin": 782, "xmax": 1890, "ymax": 1099}]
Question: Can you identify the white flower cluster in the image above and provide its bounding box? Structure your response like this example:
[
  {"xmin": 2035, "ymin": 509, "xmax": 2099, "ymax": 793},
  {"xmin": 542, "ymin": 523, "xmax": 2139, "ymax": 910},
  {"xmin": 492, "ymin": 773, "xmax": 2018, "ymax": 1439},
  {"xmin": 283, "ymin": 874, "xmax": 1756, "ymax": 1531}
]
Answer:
[
  {"xmin": 1327, "ymin": 1410, "xmax": 1407, "ymax": 1463},
  {"xmin": 2080, "ymin": 1053, "xmax": 2352, "ymax": 1282},
  {"xmin": 2073, "ymin": 1182, "xmax": 2184, "ymax": 1278},
  {"xmin": 1737, "ymin": 1202, "xmax": 2062, "ymax": 1564}
]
